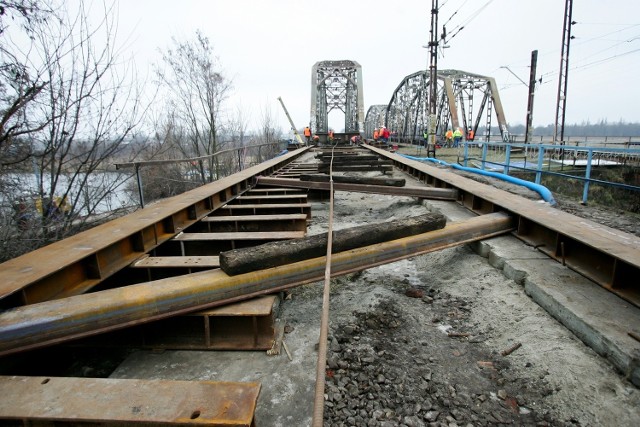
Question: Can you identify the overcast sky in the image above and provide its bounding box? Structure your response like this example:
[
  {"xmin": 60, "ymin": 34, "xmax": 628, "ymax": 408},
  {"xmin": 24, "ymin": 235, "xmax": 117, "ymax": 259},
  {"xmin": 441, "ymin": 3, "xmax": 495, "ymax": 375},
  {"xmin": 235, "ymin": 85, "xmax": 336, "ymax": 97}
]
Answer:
[{"xmin": 112, "ymin": 0, "xmax": 640, "ymax": 135}]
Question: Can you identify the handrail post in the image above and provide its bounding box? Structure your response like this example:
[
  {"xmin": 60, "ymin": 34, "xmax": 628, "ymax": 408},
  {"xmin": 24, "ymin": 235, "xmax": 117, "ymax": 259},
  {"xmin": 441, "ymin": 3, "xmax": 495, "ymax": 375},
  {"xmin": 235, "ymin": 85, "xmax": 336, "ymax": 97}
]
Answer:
[
  {"xmin": 582, "ymin": 148, "xmax": 593, "ymax": 204},
  {"xmin": 135, "ymin": 163, "xmax": 145, "ymax": 209},
  {"xmin": 535, "ymin": 146, "xmax": 545, "ymax": 184},
  {"xmin": 463, "ymin": 142, "xmax": 469, "ymax": 167},
  {"xmin": 504, "ymin": 143, "xmax": 511, "ymax": 175},
  {"xmin": 481, "ymin": 142, "xmax": 488, "ymax": 171}
]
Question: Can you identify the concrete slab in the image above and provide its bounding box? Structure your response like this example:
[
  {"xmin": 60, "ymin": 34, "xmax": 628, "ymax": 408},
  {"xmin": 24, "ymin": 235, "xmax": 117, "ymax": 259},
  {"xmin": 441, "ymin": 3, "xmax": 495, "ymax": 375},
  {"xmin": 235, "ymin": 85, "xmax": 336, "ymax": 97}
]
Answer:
[{"xmin": 424, "ymin": 198, "xmax": 640, "ymax": 387}]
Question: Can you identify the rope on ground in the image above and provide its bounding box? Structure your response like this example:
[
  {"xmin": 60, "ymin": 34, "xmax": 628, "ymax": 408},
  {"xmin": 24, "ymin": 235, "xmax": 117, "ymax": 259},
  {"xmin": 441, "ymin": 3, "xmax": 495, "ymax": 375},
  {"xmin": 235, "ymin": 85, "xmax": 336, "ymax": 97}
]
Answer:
[{"xmin": 311, "ymin": 141, "xmax": 338, "ymax": 427}]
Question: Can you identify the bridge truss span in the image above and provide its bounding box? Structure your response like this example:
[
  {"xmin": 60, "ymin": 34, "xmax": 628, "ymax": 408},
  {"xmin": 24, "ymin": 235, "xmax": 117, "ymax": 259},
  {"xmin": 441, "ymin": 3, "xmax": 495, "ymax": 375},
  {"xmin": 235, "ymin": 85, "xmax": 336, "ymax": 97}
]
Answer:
[
  {"xmin": 366, "ymin": 69, "xmax": 509, "ymax": 143},
  {"xmin": 310, "ymin": 60, "xmax": 364, "ymax": 137}
]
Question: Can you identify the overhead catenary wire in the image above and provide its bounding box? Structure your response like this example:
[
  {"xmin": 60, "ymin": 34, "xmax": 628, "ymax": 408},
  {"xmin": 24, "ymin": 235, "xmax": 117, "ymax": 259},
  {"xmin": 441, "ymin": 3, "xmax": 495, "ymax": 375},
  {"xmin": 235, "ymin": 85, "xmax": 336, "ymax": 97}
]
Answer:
[
  {"xmin": 311, "ymin": 139, "xmax": 338, "ymax": 427},
  {"xmin": 444, "ymin": 0, "xmax": 495, "ymax": 43},
  {"xmin": 497, "ymin": 21, "xmax": 640, "ymax": 85}
]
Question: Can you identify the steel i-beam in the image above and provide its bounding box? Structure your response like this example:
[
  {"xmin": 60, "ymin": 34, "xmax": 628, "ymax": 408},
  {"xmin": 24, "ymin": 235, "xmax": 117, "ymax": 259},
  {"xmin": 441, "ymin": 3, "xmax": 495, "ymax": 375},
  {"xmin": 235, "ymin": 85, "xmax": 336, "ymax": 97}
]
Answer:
[{"xmin": 0, "ymin": 213, "xmax": 514, "ymax": 356}]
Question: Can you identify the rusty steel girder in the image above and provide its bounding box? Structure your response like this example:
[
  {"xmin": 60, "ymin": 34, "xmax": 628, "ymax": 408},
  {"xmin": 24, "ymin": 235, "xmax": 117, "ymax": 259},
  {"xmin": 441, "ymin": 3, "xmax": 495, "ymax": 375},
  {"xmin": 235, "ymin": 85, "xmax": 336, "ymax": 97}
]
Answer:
[
  {"xmin": 366, "ymin": 145, "xmax": 640, "ymax": 307},
  {"xmin": 0, "ymin": 148, "xmax": 310, "ymax": 309},
  {"xmin": 0, "ymin": 376, "xmax": 260, "ymax": 426},
  {"xmin": 0, "ymin": 213, "xmax": 514, "ymax": 356}
]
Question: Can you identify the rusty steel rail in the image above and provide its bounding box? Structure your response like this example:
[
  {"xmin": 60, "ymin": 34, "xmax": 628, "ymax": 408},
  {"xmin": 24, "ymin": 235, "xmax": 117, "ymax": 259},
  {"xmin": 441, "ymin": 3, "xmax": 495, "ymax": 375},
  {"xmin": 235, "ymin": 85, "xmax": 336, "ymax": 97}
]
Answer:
[
  {"xmin": 0, "ymin": 148, "xmax": 310, "ymax": 308},
  {"xmin": 364, "ymin": 145, "xmax": 640, "ymax": 307},
  {"xmin": 0, "ymin": 376, "xmax": 260, "ymax": 426},
  {"xmin": 0, "ymin": 212, "xmax": 514, "ymax": 356}
]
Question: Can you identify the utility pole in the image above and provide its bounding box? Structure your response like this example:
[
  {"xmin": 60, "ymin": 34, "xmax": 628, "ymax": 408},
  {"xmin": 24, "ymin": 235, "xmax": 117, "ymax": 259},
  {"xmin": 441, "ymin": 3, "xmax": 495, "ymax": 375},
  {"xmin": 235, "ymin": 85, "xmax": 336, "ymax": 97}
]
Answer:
[
  {"xmin": 553, "ymin": 0, "xmax": 575, "ymax": 143},
  {"xmin": 427, "ymin": 0, "xmax": 439, "ymax": 156},
  {"xmin": 525, "ymin": 50, "xmax": 538, "ymax": 143}
]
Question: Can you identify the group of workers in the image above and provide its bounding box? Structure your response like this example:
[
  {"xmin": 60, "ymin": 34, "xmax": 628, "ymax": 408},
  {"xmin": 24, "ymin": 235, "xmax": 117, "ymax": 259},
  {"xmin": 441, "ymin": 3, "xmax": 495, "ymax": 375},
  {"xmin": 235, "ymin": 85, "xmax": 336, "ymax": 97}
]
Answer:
[
  {"xmin": 372, "ymin": 126, "xmax": 391, "ymax": 143},
  {"xmin": 441, "ymin": 127, "xmax": 475, "ymax": 147},
  {"xmin": 304, "ymin": 124, "xmax": 475, "ymax": 148},
  {"xmin": 302, "ymin": 126, "xmax": 365, "ymax": 145}
]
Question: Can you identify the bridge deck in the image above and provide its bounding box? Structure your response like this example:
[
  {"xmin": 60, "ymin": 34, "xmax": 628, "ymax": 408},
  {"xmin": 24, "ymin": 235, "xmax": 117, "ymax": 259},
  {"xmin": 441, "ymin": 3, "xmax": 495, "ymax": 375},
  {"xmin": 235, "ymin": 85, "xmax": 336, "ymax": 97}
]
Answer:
[
  {"xmin": 365, "ymin": 145, "xmax": 640, "ymax": 305},
  {"xmin": 0, "ymin": 148, "xmax": 310, "ymax": 306}
]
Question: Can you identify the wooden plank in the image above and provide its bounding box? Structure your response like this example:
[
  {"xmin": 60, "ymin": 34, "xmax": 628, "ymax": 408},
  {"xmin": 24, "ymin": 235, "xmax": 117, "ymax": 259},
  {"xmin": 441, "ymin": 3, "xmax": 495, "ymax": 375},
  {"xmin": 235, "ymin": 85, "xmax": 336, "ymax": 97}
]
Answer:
[
  {"xmin": 202, "ymin": 214, "xmax": 308, "ymax": 222},
  {"xmin": 132, "ymin": 256, "xmax": 220, "ymax": 268},
  {"xmin": 0, "ymin": 376, "xmax": 260, "ymax": 426},
  {"xmin": 174, "ymin": 231, "xmax": 306, "ymax": 241}
]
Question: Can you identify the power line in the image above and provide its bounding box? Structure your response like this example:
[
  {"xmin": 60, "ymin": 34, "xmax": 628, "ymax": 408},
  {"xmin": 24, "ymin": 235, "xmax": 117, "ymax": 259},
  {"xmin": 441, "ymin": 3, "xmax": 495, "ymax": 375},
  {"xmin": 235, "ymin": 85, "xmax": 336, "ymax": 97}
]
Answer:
[{"xmin": 443, "ymin": 0, "xmax": 495, "ymax": 43}]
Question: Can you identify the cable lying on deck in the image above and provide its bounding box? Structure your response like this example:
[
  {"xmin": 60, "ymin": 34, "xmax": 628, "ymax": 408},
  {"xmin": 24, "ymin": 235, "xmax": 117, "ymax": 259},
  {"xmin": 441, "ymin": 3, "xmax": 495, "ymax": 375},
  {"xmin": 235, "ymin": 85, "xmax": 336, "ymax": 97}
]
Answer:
[{"xmin": 400, "ymin": 153, "xmax": 557, "ymax": 206}]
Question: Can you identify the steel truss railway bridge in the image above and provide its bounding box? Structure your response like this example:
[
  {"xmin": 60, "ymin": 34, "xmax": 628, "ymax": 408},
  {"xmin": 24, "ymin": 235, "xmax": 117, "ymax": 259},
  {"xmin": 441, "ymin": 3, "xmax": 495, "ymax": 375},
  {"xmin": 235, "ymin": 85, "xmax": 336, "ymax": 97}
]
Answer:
[
  {"xmin": 309, "ymin": 62, "xmax": 509, "ymax": 144},
  {"xmin": 0, "ymin": 61, "xmax": 638, "ymax": 425},
  {"xmin": 364, "ymin": 69, "xmax": 510, "ymax": 143}
]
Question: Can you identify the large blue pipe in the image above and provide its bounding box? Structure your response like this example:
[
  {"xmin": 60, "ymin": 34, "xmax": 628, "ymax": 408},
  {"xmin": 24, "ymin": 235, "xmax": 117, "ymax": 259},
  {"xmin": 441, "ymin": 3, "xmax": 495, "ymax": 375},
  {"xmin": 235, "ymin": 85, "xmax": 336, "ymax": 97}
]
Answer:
[{"xmin": 400, "ymin": 154, "xmax": 557, "ymax": 206}]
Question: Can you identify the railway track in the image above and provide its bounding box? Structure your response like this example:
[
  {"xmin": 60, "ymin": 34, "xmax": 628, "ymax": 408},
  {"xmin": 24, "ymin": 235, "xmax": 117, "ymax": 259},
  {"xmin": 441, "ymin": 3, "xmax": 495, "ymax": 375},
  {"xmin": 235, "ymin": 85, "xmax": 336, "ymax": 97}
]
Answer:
[{"xmin": 0, "ymin": 144, "xmax": 638, "ymax": 425}]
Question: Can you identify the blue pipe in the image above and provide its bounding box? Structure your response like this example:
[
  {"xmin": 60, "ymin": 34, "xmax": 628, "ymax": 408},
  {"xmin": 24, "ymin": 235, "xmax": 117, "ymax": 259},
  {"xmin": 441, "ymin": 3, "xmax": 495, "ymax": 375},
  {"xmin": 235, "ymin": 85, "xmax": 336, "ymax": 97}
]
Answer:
[{"xmin": 400, "ymin": 154, "xmax": 557, "ymax": 206}]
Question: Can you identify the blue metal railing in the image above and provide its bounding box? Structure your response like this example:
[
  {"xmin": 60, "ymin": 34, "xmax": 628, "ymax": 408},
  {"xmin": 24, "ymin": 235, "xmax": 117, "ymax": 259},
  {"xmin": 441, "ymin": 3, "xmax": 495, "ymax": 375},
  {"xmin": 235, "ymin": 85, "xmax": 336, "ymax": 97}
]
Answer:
[{"xmin": 459, "ymin": 141, "xmax": 640, "ymax": 204}]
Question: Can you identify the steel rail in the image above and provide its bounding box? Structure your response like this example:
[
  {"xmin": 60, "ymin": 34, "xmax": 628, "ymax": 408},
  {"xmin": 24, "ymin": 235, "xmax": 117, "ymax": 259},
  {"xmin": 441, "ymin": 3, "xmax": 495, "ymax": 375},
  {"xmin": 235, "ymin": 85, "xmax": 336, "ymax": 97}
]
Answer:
[
  {"xmin": 312, "ymin": 142, "xmax": 336, "ymax": 426},
  {"xmin": 0, "ymin": 212, "xmax": 514, "ymax": 357},
  {"xmin": 0, "ymin": 148, "xmax": 310, "ymax": 308},
  {"xmin": 364, "ymin": 145, "xmax": 640, "ymax": 307}
]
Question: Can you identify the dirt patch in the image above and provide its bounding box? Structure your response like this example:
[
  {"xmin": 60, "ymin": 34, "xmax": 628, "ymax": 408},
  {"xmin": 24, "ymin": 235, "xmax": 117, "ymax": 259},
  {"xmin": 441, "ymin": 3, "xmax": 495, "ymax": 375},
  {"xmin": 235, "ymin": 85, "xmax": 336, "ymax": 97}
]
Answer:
[{"xmin": 284, "ymin": 154, "xmax": 639, "ymax": 426}]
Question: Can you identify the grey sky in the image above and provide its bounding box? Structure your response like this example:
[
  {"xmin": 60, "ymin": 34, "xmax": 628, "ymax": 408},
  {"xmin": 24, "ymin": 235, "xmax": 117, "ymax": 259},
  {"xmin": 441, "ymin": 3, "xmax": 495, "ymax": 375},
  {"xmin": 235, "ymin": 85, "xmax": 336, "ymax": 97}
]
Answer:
[{"xmin": 113, "ymin": 0, "xmax": 640, "ymax": 134}]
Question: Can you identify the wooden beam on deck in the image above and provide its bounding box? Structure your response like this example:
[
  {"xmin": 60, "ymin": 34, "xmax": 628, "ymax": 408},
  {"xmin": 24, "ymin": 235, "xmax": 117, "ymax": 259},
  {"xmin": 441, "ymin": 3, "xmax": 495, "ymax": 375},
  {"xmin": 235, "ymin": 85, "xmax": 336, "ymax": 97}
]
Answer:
[{"xmin": 257, "ymin": 177, "xmax": 458, "ymax": 200}]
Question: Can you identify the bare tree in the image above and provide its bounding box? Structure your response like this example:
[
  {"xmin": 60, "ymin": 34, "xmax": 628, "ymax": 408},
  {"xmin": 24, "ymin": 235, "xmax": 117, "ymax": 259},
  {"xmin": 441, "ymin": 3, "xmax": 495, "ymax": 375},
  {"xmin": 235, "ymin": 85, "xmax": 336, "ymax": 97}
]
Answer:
[
  {"xmin": 156, "ymin": 30, "xmax": 232, "ymax": 184},
  {"xmin": 0, "ymin": 0, "xmax": 50, "ymax": 158},
  {"xmin": 255, "ymin": 103, "xmax": 283, "ymax": 162},
  {"xmin": 0, "ymin": 0, "xmax": 145, "ymax": 260}
]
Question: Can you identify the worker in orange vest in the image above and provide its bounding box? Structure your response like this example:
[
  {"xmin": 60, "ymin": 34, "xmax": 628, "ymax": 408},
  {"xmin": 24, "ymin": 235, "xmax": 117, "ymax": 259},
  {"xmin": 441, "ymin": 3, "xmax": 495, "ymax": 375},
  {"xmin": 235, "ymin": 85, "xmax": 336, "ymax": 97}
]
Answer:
[
  {"xmin": 303, "ymin": 126, "xmax": 311, "ymax": 143},
  {"xmin": 328, "ymin": 129, "xmax": 334, "ymax": 142},
  {"xmin": 467, "ymin": 128, "xmax": 475, "ymax": 141},
  {"xmin": 380, "ymin": 126, "xmax": 390, "ymax": 143},
  {"xmin": 373, "ymin": 128, "xmax": 379, "ymax": 141},
  {"xmin": 445, "ymin": 129, "xmax": 453, "ymax": 147}
]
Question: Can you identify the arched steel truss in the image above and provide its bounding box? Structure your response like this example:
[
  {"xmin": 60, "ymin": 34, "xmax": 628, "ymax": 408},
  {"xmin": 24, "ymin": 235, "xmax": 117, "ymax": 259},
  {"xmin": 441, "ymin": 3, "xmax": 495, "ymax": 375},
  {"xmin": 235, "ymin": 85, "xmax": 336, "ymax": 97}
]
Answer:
[
  {"xmin": 310, "ymin": 60, "xmax": 364, "ymax": 135},
  {"xmin": 364, "ymin": 69, "xmax": 509, "ymax": 142},
  {"xmin": 364, "ymin": 105, "xmax": 387, "ymax": 137}
]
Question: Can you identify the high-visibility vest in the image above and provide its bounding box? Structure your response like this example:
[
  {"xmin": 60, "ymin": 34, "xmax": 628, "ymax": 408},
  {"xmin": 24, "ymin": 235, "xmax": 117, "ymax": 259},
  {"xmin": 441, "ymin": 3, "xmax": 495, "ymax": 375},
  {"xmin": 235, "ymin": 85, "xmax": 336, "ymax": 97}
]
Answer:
[{"xmin": 304, "ymin": 127, "xmax": 311, "ymax": 137}]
